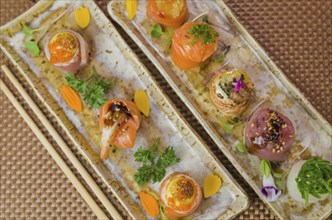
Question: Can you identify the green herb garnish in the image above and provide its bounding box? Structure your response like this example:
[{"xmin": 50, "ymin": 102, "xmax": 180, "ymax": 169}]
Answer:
[
  {"xmin": 217, "ymin": 55, "xmax": 225, "ymax": 63},
  {"xmin": 160, "ymin": 204, "xmax": 169, "ymax": 220},
  {"xmin": 260, "ymin": 160, "xmax": 272, "ymax": 177},
  {"xmin": 273, "ymin": 172, "xmax": 284, "ymax": 190},
  {"xmin": 223, "ymin": 117, "xmax": 242, "ymax": 133},
  {"xmin": 22, "ymin": 2, "xmax": 75, "ymax": 56},
  {"xmin": 24, "ymin": 26, "xmax": 48, "ymax": 56},
  {"xmin": 218, "ymin": 80, "xmax": 234, "ymax": 97},
  {"xmin": 199, "ymin": 62, "xmax": 209, "ymax": 70},
  {"xmin": 228, "ymin": 116, "xmax": 242, "ymax": 125},
  {"xmin": 151, "ymin": 24, "xmax": 164, "ymax": 38},
  {"xmin": 296, "ymin": 158, "xmax": 332, "ymax": 203},
  {"xmin": 24, "ymin": 40, "xmax": 40, "ymax": 56},
  {"xmin": 197, "ymin": 85, "xmax": 207, "ymax": 95},
  {"xmin": 187, "ymin": 24, "xmax": 218, "ymax": 45},
  {"xmin": 202, "ymin": 15, "xmax": 209, "ymax": 23},
  {"xmin": 65, "ymin": 67, "xmax": 115, "ymax": 109},
  {"xmin": 166, "ymin": 36, "xmax": 172, "ymax": 49},
  {"xmin": 272, "ymin": 172, "xmax": 283, "ymax": 179},
  {"xmin": 220, "ymin": 44, "xmax": 231, "ymax": 54},
  {"xmin": 23, "ymin": 25, "xmax": 34, "ymax": 36},
  {"xmin": 134, "ymin": 138, "xmax": 180, "ymax": 185},
  {"xmin": 166, "ymin": 30, "xmax": 175, "ymax": 50},
  {"xmin": 275, "ymin": 179, "xmax": 285, "ymax": 191},
  {"xmin": 236, "ymin": 141, "xmax": 248, "ymax": 154}
]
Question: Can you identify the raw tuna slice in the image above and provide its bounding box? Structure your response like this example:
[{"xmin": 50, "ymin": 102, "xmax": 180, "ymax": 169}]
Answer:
[{"xmin": 245, "ymin": 107, "xmax": 295, "ymax": 161}]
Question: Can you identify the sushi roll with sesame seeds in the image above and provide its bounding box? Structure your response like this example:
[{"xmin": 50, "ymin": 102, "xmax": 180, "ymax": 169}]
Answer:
[{"xmin": 244, "ymin": 107, "xmax": 295, "ymax": 161}]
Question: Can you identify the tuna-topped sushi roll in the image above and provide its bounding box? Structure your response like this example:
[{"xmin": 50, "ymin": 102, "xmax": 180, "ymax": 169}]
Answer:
[{"xmin": 245, "ymin": 107, "xmax": 295, "ymax": 161}]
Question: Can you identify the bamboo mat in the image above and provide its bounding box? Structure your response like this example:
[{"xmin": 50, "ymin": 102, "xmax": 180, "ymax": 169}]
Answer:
[{"xmin": 1, "ymin": 0, "xmax": 331, "ymax": 219}]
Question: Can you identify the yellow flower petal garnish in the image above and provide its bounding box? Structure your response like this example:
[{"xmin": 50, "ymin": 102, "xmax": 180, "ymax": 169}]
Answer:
[
  {"xmin": 203, "ymin": 173, "xmax": 223, "ymax": 198},
  {"xmin": 126, "ymin": 0, "xmax": 138, "ymax": 20},
  {"xmin": 134, "ymin": 89, "xmax": 150, "ymax": 117},
  {"xmin": 74, "ymin": 6, "xmax": 90, "ymax": 29}
]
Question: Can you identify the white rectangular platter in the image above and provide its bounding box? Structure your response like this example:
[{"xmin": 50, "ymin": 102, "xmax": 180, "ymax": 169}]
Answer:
[
  {"xmin": 108, "ymin": 0, "xmax": 332, "ymax": 219},
  {"xmin": 0, "ymin": 0, "xmax": 249, "ymax": 219}
]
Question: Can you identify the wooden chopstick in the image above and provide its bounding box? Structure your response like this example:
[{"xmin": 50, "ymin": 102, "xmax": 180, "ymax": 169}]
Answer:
[
  {"xmin": 0, "ymin": 79, "xmax": 108, "ymax": 219},
  {"xmin": 1, "ymin": 65, "xmax": 123, "ymax": 220}
]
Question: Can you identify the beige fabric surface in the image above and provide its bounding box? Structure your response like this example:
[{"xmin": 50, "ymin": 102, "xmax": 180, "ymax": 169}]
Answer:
[{"xmin": 1, "ymin": 0, "xmax": 331, "ymax": 219}]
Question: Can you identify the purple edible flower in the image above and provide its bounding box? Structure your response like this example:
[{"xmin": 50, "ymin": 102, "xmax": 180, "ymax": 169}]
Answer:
[
  {"xmin": 261, "ymin": 174, "xmax": 281, "ymax": 201},
  {"xmin": 232, "ymin": 78, "xmax": 244, "ymax": 92}
]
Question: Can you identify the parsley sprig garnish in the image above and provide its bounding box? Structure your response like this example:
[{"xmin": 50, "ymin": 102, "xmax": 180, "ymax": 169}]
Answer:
[
  {"xmin": 188, "ymin": 24, "xmax": 219, "ymax": 45},
  {"xmin": 65, "ymin": 67, "xmax": 115, "ymax": 109},
  {"xmin": 134, "ymin": 138, "xmax": 180, "ymax": 185},
  {"xmin": 296, "ymin": 157, "xmax": 332, "ymax": 203}
]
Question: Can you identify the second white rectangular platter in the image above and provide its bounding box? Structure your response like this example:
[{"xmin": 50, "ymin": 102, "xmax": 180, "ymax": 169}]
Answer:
[
  {"xmin": 108, "ymin": 0, "xmax": 332, "ymax": 219},
  {"xmin": 0, "ymin": 0, "xmax": 249, "ymax": 219}
]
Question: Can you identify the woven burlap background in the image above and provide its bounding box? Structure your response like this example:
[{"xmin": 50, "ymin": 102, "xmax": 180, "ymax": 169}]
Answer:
[{"xmin": 1, "ymin": 0, "xmax": 331, "ymax": 219}]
